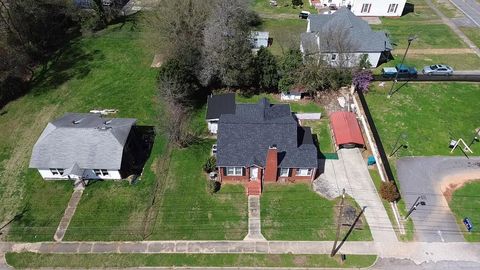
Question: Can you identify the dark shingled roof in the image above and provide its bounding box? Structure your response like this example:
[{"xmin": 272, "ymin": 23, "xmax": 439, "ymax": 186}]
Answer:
[
  {"xmin": 206, "ymin": 93, "xmax": 236, "ymax": 120},
  {"xmin": 302, "ymin": 8, "xmax": 392, "ymax": 54},
  {"xmin": 216, "ymin": 98, "xmax": 317, "ymax": 169}
]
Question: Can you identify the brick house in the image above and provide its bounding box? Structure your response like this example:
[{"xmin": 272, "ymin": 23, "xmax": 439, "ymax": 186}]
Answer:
[{"xmin": 210, "ymin": 96, "xmax": 318, "ymax": 195}]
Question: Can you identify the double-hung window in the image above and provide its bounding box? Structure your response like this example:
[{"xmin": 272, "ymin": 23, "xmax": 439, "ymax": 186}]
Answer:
[
  {"xmin": 361, "ymin": 3, "xmax": 372, "ymax": 13},
  {"xmin": 296, "ymin": 168, "xmax": 313, "ymax": 176},
  {"xmin": 94, "ymin": 169, "xmax": 109, "ymax": 177},
  {"xmin": 280, "ymin": 168, "xmax": 290, "ymax": 177},
  {"xmin": 387, "ymin": 4, "xmax": 398, "ymax": 13},
  {"xmin": 50, "ymin": 168, "xmax": 64, "ymax": 176},
  {"xmin": 226, "ymin": 167, "xmax": 243, "ymax": 176}
]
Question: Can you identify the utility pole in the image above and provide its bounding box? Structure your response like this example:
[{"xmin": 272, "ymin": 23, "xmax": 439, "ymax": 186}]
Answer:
[
  {"xmin": 405, "ymin": 195, "xmax": 426, "ymax": 219},
  {"xmin": 331, "ymin": 206, "xmax": 367, "ymax": 257},
  {"xmin": 387, "ymin": 36, "xmax": 416, "ymax": 98},
  {"xmin": 331, "ymin": 188, "xmax": 345, "ymax": 257}
]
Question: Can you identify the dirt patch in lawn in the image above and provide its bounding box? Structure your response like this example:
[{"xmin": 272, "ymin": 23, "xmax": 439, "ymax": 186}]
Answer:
[{"xmin": 441, "ymin": 172, "xmax": 480, "ymax": 203}]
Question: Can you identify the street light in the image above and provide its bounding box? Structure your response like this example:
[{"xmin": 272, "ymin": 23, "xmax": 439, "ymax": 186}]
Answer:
[
  {"xmin": 405, "ymin": 195, "xmax": 426, "ymax": 220},
  {"xmin": 387, "ymin": 35, "xmax": 417, "ymax": 98}
]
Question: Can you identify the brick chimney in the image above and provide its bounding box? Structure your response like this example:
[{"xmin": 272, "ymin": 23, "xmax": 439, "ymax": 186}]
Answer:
[{"xmin": 264, "ymin": 145, "xmax": 278, "ymax": 182}]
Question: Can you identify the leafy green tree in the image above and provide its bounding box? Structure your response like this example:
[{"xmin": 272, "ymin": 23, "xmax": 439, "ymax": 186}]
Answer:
[
  {"xmin": 278, "ymin": 49, "xmax": 303, "ymax": 92},
  {"xmin": 255, "ymin": 47, "xmax": 279, "ymax": 90}
]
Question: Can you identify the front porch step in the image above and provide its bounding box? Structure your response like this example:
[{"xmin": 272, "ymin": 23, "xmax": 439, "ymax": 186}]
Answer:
[{"xmin": 247, "ymin": 181, "xmax": 261, "ymax": 196}]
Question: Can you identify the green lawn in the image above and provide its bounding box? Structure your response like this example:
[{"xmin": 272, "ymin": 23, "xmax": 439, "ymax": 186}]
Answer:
[
  {"xmin": 150, "ymin": 140, "xmax": 248, "ymax": 240},
  {"xmin": 261, "ymin": 184, "xmax": 372, "ymax": 241},
  {"xmin": 460, "ymin": 27, "xmax": 480, "ymax": 49},
  {"xmin": 374, "ymin": 53, "xmax": 480, "ymax": 73},
  {"xmin": 236, "ymin": 93, "xmax": 325, "ymax": 113},
  {"xmin": 449, "ymin": 181, "xmax": 480, "ymax": 242},
  {"xmin": 251, "ymin": 0, "xmax": 317, "ymax": 17},
  {"xmin": 372, "ymin": 21, "xmax": 466, "ymax": 49},
  {"xmin": 5, "ymin": 253, "xmax": 377, "ymax": 268},
  {"xmin": 304, "ymin": 120, "xmax": 335, "ymax": 153},
  {"xmin": 365, "ymin": 83, "xmax": 480, "ymax": 157},
  {"xmin": 255, "ymin": 18, "xmax": 307, "ymax": 56},
  {"xmin": 402, "ymin": 0, "xmax": 441, "ymax": 21},
  {"xmin": 2, "ymin": 22, "xmax": 165, "ymax": 242}
]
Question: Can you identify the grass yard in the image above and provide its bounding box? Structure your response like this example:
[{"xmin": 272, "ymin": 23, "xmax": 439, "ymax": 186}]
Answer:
[
  {"xmin": 365, "ymin": 82, "xmax": 480, "ymax": 157},
  {"xmin": 372, "ymin": 21, "xmax": 466, "ymax": 49},
  {"xmin": 150, "ymin": 140, "xmax": 248, "ymax": 240},
  {"xmin": 236, "ymin": 93, "xmax": 325, "ymax": 114},
  {"xmin": 449, "ymin": 180, "xmax": 480, "ymax": 242},
  {"xmin": 402, "ymin": 0, "xmax": 441, "ymax": 21},
  {"xmin": 2, "ymin": 21, "xmax": 166, "ymax": 242},
  {"xmin": 251, "ymin": 0, "xmax": 317, "ymax": 18},
  {"xmin": 460, "ymin": 27, "xmax": 480, "ymax": 48},
  {"xmin": 5, "ymin": 253, "xmax": 377, "ymax": 268},
  {"xmin": 261, "ymin": 183, "xmax": 372, "ymax": 241},
  {"xmin": 255, "ymin": 18, "xmax": 307, "ymax": 56},
  {"xmin": 374, "ymin": 53, "xmax": 480, "ymax": 73},
  {"xmin": 303, "ymin": 120, "xmax": 335, "ymax": 153}
]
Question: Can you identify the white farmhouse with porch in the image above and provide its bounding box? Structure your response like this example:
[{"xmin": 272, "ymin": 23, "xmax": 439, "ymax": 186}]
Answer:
[
  {"xmin": 312, "ymin": 0, "xmax": 406, "ymax": 17},
  {"xmin": 29, "ymin": 113, "xmax": 137, "ymax": 181},
  {"xmin": 300, "ymin": 8, "xmax": 392, "ymax": 67}
]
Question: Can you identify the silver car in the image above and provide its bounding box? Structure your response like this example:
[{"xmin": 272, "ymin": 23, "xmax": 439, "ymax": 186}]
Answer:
[{"xmin": 422, "ymin": 64, "xmax": 454, "ymax": 76}]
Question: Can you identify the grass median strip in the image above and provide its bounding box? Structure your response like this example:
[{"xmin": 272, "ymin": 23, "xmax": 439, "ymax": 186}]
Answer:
[
  {"xmin": 449, "ymin": 180, "xmax": 480, "ymax": 242},
  {"xmin": 5, "ymin": 253, "xmax": 377, "ymax": 268}
]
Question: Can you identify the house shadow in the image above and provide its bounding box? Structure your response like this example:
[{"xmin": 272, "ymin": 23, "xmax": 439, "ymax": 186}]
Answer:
[
  {"xmin": 120, "ymin": 126, "xmax": 156, "ymax": 178},
  {"xmin": 377, "ymin": 51, "xmax": 394, "ymax": 67},
  {"xmin": 312, "ymin": 134, "xmax": 327, "ymax": 176},
  {"xmin": 402, "ymin": 3, "xmax": 415, "ymax": 16}
]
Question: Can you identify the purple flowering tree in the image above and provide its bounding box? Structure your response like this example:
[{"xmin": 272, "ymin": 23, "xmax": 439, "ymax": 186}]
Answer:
[{"xmin": 353, "ymin": 69, "xmax": 373, "ymax": 93}]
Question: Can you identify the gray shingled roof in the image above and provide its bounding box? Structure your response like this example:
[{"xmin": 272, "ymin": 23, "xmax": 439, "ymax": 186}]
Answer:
[
  {"xmin": 216, "ymin": 98, "xmax": 317, "ymax": 169},
  {"xmin": 303, "ymin": 8, "xmax": 392, "ymax": 54},
  {"xmin": 206, "ymin": 93, "xmax": 236, "ymax": 120},
  {"xmin": 29, "ymin": 113, "xmax": 136, "ymax": 170}
]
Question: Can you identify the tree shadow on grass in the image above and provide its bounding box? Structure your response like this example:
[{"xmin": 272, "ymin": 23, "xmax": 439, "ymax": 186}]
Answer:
[{"xmin": 30, "ymin": 41, "xmax": 105, "ymax": 96}]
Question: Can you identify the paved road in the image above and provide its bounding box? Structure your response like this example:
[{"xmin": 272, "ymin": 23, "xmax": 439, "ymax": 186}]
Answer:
[
  {"xmin": 315, "ymin": 148, "xmax": 398, "ymax": 243},
  {"xmin": 449, "ymin": 0, "xmax": 480, "ymax": 27},
  {"xmin": 397, "ymin": 157, "xmax": 480, "ymax": 242}
]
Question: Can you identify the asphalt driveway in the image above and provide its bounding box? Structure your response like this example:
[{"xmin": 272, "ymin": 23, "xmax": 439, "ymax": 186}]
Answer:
[{"xmin": 397, "ymin": 157, "xmax": 480, "ymax": 242}]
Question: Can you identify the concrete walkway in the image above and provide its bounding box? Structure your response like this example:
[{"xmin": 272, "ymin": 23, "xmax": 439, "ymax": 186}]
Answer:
[
  {"xmin": 244, "ymin": 196, "xmax": 266, "ymax": 241},
  {"xmin": 53, "ymin": 190, "xmax": 83, "ymax": 242},
  {"xmin": 2, "ymin": 241, "xmax": 480, "ymax": 265},
  {"xmin": 315, "ymin": 148, "xmax": 398, "ymax": 243},
  {"xmin": 425, "ymin": 0, "xmax": 480, "ymax": 58}
]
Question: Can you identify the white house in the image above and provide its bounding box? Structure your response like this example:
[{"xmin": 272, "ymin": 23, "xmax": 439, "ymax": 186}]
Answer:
[
  {"xmin": 206, "ymin": 93, "xmax": 236, "ymax": 134},
  {"xmin": 300, "ymin": 8, "xmax": 392, "ymax": 67},
  {"xmin": 314, "ymin": 0, "xmax": 406, "ymax": 17},
  {"xmin": 29, "ymin": 113, "xmax": 137, "ymax": 181}
]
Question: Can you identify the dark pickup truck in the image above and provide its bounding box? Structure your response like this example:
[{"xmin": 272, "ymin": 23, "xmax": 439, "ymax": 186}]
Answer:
[{"xmin": 382, "ymin": 64, "xmax": 418, "ymax": 78}]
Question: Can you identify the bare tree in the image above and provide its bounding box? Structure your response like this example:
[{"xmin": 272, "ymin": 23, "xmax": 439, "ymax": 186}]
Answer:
[
  {"xmin": 199, "ymin": 0, "xmax": 256, "ymax": 88},
  {"xmin": 318, "ymin": 22, "xmax": 360, "ymax": 68}
]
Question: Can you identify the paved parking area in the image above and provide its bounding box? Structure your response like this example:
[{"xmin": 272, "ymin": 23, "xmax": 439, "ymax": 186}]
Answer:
[{"xmin": 397, "ymin": 157, "xmax": 480, "ymax": 242}]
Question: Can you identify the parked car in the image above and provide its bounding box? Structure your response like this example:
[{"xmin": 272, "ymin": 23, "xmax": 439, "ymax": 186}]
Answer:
[
  {"xmin": 422, "ymin": 64, "xmax": 454, "ymax": 76},
  {"xmin": 382, "ymin": 64, "xmax": 418, "ymax": 78},
  {"xmin": 299, "ymin": 11, "xmax": 310, "ymax": 19}
]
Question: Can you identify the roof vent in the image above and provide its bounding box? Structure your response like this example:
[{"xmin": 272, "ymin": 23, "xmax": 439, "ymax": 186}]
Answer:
[
  {"xmin": 269, "ymin": 144, "xmax": 277, "ymax": 149},
  {"xmin": 104, "ymin": 120, "xmax": 113, "ymax": 125},
  {"xmin": 97, "ymin": 126, "xmax": 112, "ymax": 131}
]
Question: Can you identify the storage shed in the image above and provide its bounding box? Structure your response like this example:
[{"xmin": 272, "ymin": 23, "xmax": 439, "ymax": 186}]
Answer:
[{"xmin": 330, "ymin": 111, "xmax": 365, "ymax": 149}]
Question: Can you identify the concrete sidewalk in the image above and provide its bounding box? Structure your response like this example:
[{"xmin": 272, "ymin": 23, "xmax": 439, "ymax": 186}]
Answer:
[
  {"xmin": 54, "ymin": 189, "xmax": 83, "ymax": 242},
  {"xmin": 244, "ymin": 196, "xmax": 266, "ymax": 241}
]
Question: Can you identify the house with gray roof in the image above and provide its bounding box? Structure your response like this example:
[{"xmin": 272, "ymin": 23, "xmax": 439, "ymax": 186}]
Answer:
[
  {"xmin": 206, "ymin": 93, "xmax": 236, "ymax": 134},
  {"xmin": 29, "ymin": 113, "xmax": 138, "ymax": 181},
  {"xmin": 300, "ymin": 8, "xmax": 392, "ymax": 67},
  {"xmin": 213, "ymin": 96, "xmax": 318, "ymax": 195}
]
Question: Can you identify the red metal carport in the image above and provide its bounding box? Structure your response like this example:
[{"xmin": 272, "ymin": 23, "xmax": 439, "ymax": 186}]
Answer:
[{"xmin": 330, "ymin": 111, "xmax": 365, "ymax": 149}]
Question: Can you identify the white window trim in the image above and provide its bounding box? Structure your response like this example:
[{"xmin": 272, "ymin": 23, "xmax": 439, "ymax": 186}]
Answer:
[
  {"xmin": 361, "ymin": 3, "xmax": 371, "ymax": 13},
  {"xmin": 296, "ymin": 168, "xmax": 313, "ymax": 176},
  {"xmin": 387, "ymin": 3, "xmax": 398, "ymax": 13},
  {"xmin": 331, "ymin": 54, "xmax": 337, "ymax": 61},
  {"xmin": 280, "ymin": 168, "xmax": 290, "ymax": 177},
  {"xmin": 226, "ymin": 167, "xmax": 243, "ymax": 176}
]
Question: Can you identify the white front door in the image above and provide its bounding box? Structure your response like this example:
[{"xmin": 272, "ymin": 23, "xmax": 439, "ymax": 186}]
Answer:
[{"xmin": 250, "ymin": 167, "xmax": 258, "ymax": 181}]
